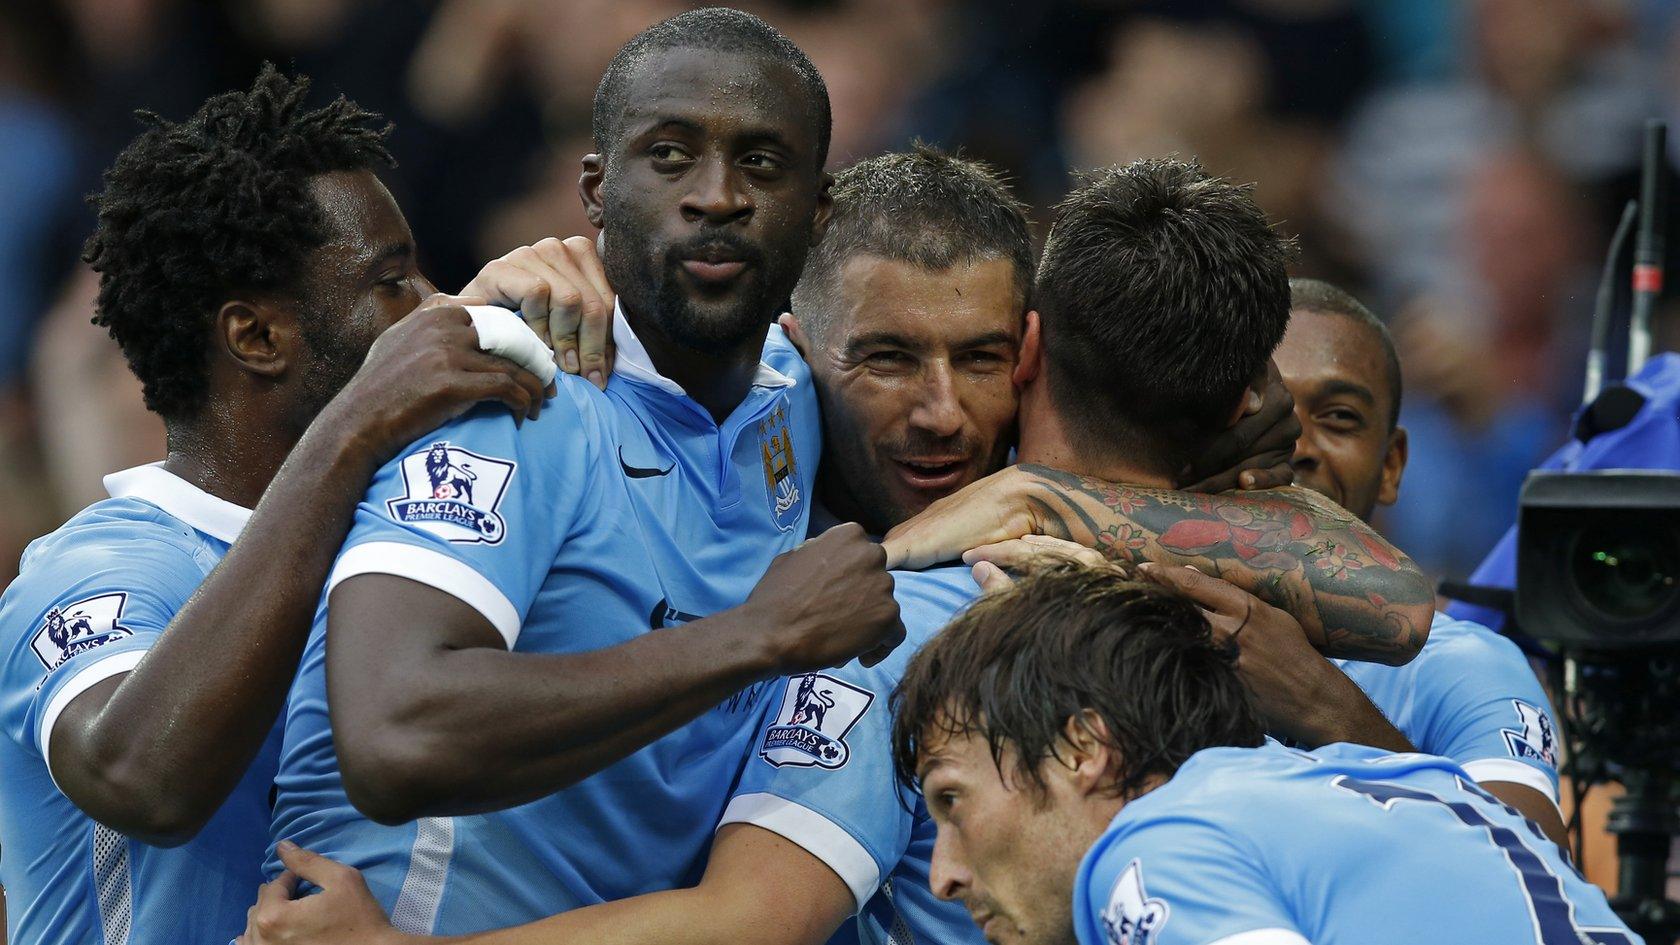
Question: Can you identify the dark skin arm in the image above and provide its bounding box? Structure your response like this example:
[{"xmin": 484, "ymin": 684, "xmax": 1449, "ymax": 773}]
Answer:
[
  {"xmin": 328, "ymin": 524, "xmax": 904, "ymax": 824},
  {"xmin": 885, "ymin": 464, "xmax": 1435, "ymax": 665},
  {"xmin": 47, "ymin": 302, "xmax": 551, "ymax": 846}
]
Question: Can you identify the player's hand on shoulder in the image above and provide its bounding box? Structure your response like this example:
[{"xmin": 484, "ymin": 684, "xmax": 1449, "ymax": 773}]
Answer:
[
  {"xmin": 239, "ymin": 841, "xmax": 407, "ymax": 945},
  {"xmin": 331, "ymin": 294, "xmax": 556, "ymax": 465},
  {"xmin": 1178, "ymin": 358, "xmax": 1299, "ymax": 493},
  {"xmin": 462, "ymin": 235, "xmax": 616, "ymax": 390},
  {"xmin": 746, "ymin": 523, "xmax": 905, "ymax": 670},
  {"xmin": 881, "ymin": 465, "xmax": 1044, "ymax": 570},
  {"xmin": 1141, "ymin": 564, "xmax": 1346, "ymax": 741}
]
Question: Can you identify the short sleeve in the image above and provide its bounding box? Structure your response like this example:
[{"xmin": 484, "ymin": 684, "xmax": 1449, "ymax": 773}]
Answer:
[
  {"xmin": 325, "ymin": 387, "xmax": 602, "ymax": 649},
  {"xmin": 1414, "ymin": 625, "xmax": 1561, "ymax": 803},
  {"xmin": 0, "ymin": 533, "xmax": 202, "ymax": 775},
  {"xmin": 1075, "ymin": 814, "xmax": 1307, "ymax": 945},
  {"xmin": 718, "ymin": 667, "xmax": 911, "ymax": 913}
]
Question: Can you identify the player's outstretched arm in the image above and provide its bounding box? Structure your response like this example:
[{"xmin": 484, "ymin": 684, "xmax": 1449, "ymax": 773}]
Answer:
[
  {"xmin": 328, "ymin": 524, "xmax": 905, "ymax": 824},
  {"xmin": 240, "ymin": 827, "xmax": 851, "ymax": 945},
  {"xmin": 46, "ymin": 300, "xmax": 551, "ymax": 846},
  {"xmin": 884, "ymin": 464, "xmax": 1434, "ymax": 665}
]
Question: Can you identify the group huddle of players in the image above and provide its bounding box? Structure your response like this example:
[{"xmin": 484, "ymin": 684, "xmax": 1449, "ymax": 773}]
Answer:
[{"xmin": 0, "ymin": 7, "xmax": 1646, "ymax": 945}]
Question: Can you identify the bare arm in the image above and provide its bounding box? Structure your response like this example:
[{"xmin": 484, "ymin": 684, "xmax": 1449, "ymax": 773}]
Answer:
[
  {"xmin": 48, "ymin": 303, "xmax": 549, "ymax": 845},
  {"xmin": 886, "ymin": 464, "xmax": 1433, "ymax": 664},
  {"xmin": 328, "ymin": 526, "xmax": 904, "ymax": 824},
  {"xmin": 240, "ymin": 826, "xmax": 852, "ymax": 945}
]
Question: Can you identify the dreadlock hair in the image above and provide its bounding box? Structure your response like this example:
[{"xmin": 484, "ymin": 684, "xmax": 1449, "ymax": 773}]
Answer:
[{"xmin": 83, "ymin": 62, "xmax": 395, "ymax": 422}]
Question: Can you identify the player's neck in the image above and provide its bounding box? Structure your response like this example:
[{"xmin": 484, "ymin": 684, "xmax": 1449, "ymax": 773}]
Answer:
[
  {"xmin": 622, "ymin": 303, "xmax": 765, "ymax": 424},
  {"xmin": 161, "ymin": 419, "xmax": 292, "ymax": 510},
  {"xmin": 1014, "ymin": 385, "xmax": 1174, "ymax": 489}
]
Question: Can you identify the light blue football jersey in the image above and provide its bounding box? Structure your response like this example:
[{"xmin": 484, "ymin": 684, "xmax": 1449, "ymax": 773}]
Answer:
[
  {"xmin": 724, "ymin": 565, "xmax": 986, "ymax": 945},
  {"xmin": 1074, "ymin": 741, "xmax": 1639, "ymax": 945},
  {"xmin": 269, "ymin": 311, "xmax": 820, "ymax": 934},
  {"xmin": 1334, "ymin": 611, "xmax": 1560, "ymax": 803},
  {"xmin": 0, "ymin": 465, "xmax": 275, "ymax": 945}
]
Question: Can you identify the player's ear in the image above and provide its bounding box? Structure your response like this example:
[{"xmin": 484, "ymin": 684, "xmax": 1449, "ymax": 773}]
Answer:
[
  {"xmin": 217, "ymin": 298, "xmax": 292, "ymax": 380},
  {"xmin": 1013, "ymin": 311, "xmax": 1043, "ymax": 388},
  {"xmin": 1225, "ymin": 369, "xmax": 1268, "ymax": 430},
  {"xmin": 780, "ymin": 313, "xmax": 811, "ymax": 358},
  {"xmin": 1377, "ymin": 425, "xmax": 1408, "ymax": 508},
  {"xmin": 809, "ymin": 171, "xmax": 835, "ymax": 246},
  {"xmin": 580, "ymin": 153, "xmax": 606, "ymax": 230},
  {"xmin": 1058, "ymin": 709, "xmax": 1118, "ymax": 797}
]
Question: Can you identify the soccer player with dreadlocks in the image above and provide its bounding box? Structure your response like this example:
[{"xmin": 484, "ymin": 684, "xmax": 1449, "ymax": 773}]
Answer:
[{"xmin": 0, "ymin": 64, "xmax": 558, "ymax": 945}]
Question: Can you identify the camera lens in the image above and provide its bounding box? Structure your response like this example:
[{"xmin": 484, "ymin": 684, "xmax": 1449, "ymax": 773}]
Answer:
[{"xmin": 1570, "ymin": 525, "xmax": 1680, "ymax": 622}]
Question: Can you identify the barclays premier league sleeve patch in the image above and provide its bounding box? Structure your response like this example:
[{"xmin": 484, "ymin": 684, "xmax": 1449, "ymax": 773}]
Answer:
[
  {"xmin": 387, "ymin": 441, "xmax": 517, "ymax": 545},
  {"xmin": 760, "ymin": 673, "xmax": 874, "ymax": 769},
  {"xmin": 31, "ymin": 592, "xmax": 135, "ymax": 671},
  {"xmin": 1101, "ymin": 860, "xmax": 1169, "ymax": 945},
  {"xmin": 1501, "ymin": 700, "xmax": 1559, "ymax": 769}
]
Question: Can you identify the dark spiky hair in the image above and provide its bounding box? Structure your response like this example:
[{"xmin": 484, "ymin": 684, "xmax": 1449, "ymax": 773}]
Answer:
[
  {"xmin": 591, "ymin": 7, "xmax": 831, "ymax": 169},
  {"xmin": 1035, "ymin": 159, "xmax": 1295, "ymax": 475},
  {"xmin": 83, "ymin": 63, "xmax": 395, "ymax": 421},
  {"xmin": 792, "ymin": 143, "xmax": 1034, "ymax": 340}
]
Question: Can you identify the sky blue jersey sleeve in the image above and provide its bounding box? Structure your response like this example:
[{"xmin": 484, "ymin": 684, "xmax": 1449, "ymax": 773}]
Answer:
[
  {"xmin": 720, "ymin": 661, "xmax": 912, "ymax": 914},
  {"xmin": 1412, "ymin": 617, "xmax": 1561, "ymax": 802},
  {"xmin": 1075, "ymin": 811, "xmax": 1308, "ymax": 945},
  {"xmin": 324, "ymin": 384, "xmax": 604, "ymax": 649},
  {"xmin": 0, "ymin": 525, "xmax": 203, "ymax": 775},
  {"xmin": 718, "ymin": 567, "xmax": 976, "ymax": 916}
]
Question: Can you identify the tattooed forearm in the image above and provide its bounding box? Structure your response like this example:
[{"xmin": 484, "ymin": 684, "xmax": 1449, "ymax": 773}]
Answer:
[{"xmin": 1015, "ymin": 464, "xmax": 1433, "ymax": 664}]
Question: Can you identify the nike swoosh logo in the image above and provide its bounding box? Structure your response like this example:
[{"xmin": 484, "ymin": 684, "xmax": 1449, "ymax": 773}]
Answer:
[{"xmin": 619, "ymin": 446, "xmax": 674, "ymax": 479}]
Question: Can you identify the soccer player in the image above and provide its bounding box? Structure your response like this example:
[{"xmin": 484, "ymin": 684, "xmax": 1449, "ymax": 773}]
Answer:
[
  {"xmin": 0, "ymin": 66, "xmax": 561, "ymax": 945},
  {"xmin": 891, "ymin": 561, "xmax": 1640, "ymax": 945},
  {"xmin": 239, "ymin": 157, "xmax": 1433, "ymax": 945},
  {"xmin": 265, "ymin": 9, "xmax": 903, "ymax": 936},
  {"xmin": 1266, "ymin": 278, "xmax": 1565, "ymax": 839}
]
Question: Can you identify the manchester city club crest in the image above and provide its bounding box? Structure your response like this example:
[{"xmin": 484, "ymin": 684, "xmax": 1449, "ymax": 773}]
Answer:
[
  {"xmin": 388, "ymin": 442, "xmax": 517, "ymax": 544},
  {"xmin": 31, "ymin": 592, "xmax": 134, "ymax": 671},
  {"xmin": 757, "ymin": 399, "xmax": 802, "ymax": 532},
  {"xmin": 760, "ymin": 673, "xmax": 874, "ymax": 769}
]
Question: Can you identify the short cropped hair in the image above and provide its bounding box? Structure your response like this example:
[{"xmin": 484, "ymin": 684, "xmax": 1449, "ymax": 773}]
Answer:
[
  {"xmin": 1035, "ymin": 160, "xmax": 1294, "ymax": 474},
  {"xmin": 592, "ymin": 7, "xmax": 831, "ymax": 169},
  {"xmin": 891, "ymin": 560, "xmax": 1265, "ymax": 801},
  {"xmin": 792, "ymin": 144, "xmax": 1034, "ymax": 340},
  {"xmin": 84, "ymin": 64, "xmax": 394, "ymax": 421},
  {"xmin": 1288, "ymin": 278, "xmax": 1403, "ymax": 430}
]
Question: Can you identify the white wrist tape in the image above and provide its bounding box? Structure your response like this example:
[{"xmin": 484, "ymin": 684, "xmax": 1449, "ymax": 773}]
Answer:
[{"xmin": 465, "ymin": 305, "xmax": 558, "ymax": 385}]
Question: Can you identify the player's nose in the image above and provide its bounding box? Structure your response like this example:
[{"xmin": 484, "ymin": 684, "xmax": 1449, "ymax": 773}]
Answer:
[{"xmin": 928, "ymin": 833, "xmax": 969, "ymax": 901}]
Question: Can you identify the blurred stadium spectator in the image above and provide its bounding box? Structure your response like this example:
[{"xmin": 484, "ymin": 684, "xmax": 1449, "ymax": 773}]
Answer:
[{"xmin": 1, "ymin": 0, "xmax": 1676, "ymax": 594}]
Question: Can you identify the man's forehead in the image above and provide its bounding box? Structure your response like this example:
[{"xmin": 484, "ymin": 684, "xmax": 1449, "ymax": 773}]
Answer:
[
  {"xmin": 833, "ymin": 255, "xmax": 1022, "ymax": 343},
  {"xmin": 307, "ymin": 170, "xmax": 412, "ymax": 260},
  {"xmin": 1278, "ymin": 308, "xmax": 1386, "ymax": 390},
  {"xmin": 618, "ymin": 47, "xmax": 816, "ymax": 146}
]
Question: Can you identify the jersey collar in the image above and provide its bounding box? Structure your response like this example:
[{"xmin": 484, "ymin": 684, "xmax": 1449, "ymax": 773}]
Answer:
[
  {"xmin": 103, "ymin": 463, "xmax": 251, "ymax": 544},
  {"xmin": 612, "ymin": 301, "xmax": 795, "ymax": 396}
]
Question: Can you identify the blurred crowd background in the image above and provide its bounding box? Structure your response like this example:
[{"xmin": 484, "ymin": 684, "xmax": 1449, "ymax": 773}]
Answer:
[{"xmin": 4, "ymin": 0, "xmax": 1680, "ymax": 588}]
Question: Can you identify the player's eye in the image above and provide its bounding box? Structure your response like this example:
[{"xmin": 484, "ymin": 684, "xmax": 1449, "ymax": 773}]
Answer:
[
  {"xmin": 958, "ymin": 351, "xmax": 1009, "ymax": 371},
  {"xmin": 649, "ymin": 143, "xmax": 693, "ymax": 166},
  {"xmin": 865, "ymin": 350, "xmax": 914, "ymax": 370},
  {"xmin": 740, "ymin": 152, "xmax": 785, "ymax": 174},
  {"xmin": 1321, "ymin": 408, "xmax": 1365, "ymax": 431}
]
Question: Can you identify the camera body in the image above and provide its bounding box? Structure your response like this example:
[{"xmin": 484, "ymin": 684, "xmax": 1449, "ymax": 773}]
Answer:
[{"xmin": 1516, "ymin": 469, "xmax": 1680, "ymax": 648}]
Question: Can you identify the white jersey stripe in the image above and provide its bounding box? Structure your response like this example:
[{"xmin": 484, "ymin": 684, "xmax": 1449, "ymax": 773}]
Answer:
[
  {"xmin": 91, "ymin": 824, "xmax": 133, "ymax": 945},
  {"xmin": 390, "ymin": 817, "xmax": 455, "ymax": 934}
]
